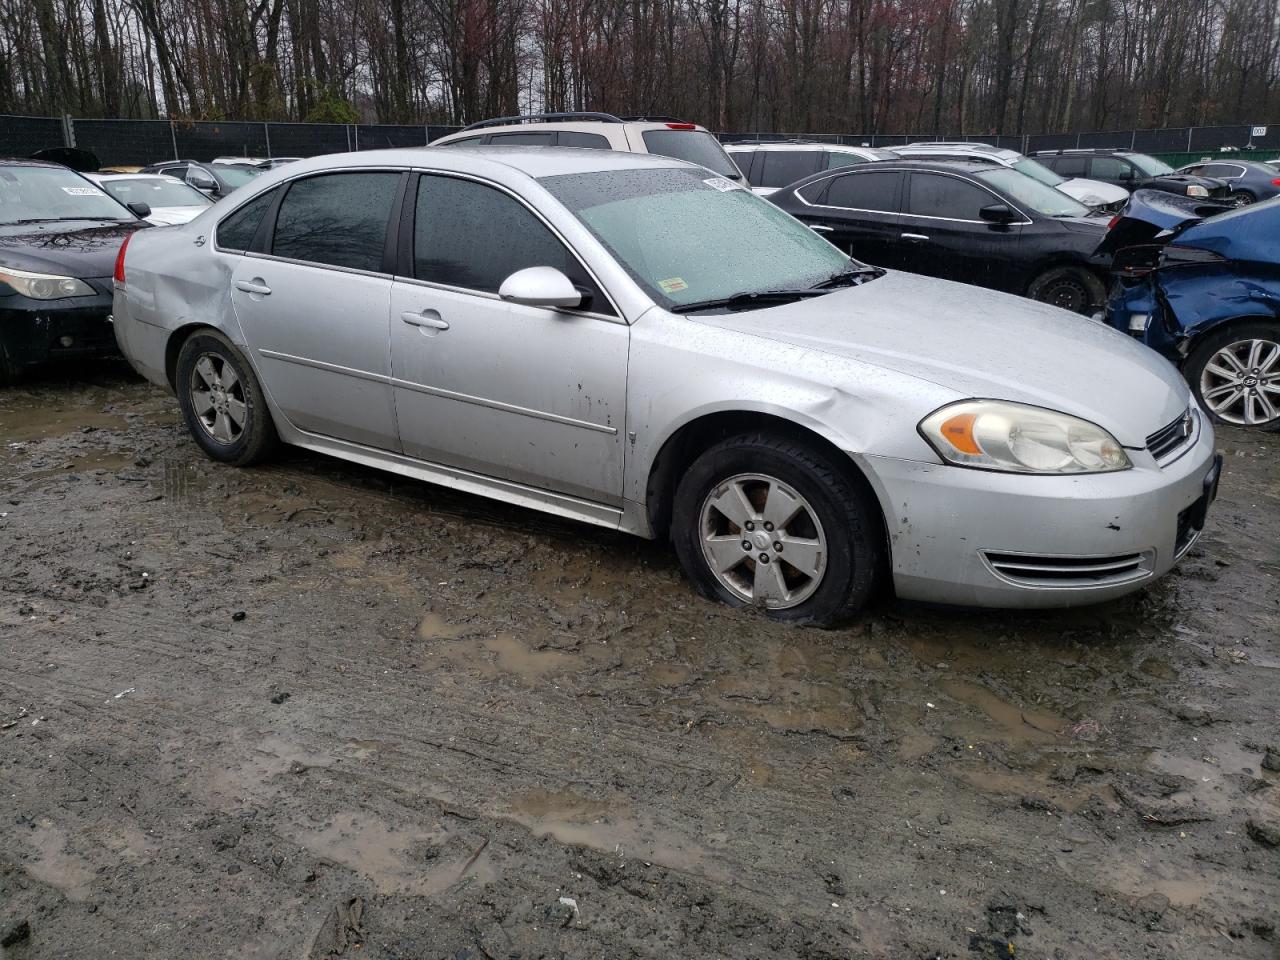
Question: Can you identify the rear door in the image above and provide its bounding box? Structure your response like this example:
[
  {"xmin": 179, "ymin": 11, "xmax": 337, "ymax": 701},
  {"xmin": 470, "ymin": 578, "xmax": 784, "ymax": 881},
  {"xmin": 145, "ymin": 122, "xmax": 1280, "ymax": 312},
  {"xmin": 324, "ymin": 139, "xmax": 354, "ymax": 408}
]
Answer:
[
  {"xmin": 230, "ymin": 169, "xmax": 404, "ymax": 450},
  {"xmin": 899, "ymin": 171, "xmax": 1021, "ymax": 288},
  {"xmin": 790, "ymin": 168, "xmax": 906, "ymax": 269}
]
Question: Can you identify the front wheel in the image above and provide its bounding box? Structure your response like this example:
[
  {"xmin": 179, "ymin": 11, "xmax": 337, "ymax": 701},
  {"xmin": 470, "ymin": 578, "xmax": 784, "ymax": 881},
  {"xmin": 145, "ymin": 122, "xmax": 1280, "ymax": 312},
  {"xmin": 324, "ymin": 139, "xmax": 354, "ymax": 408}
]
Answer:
[
  {"xmin": 1228, "ymin": 190, "xmax": 1255, "ymax": 207},
  {"xmin": 669, "ymin": 433, "xmax": 884, "ymax": 625},
  {"xmin": 175, "ymin": 329, "xmax": 279, "ymax": 464},
  {"xmin": 1184, "ymin": 321, "xmax": 1280, "ymax": 430},
  {"xmin": 1026, "ymin": 266, "xmax": 1106, "ymax": 315}
]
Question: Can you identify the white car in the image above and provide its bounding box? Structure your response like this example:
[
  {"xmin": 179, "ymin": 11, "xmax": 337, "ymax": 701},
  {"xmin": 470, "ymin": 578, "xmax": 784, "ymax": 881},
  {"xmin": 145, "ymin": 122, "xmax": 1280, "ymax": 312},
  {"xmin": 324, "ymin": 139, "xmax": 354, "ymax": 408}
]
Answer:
[
  {"xmin": 212, "ymin": 156, "xmax": 269, "ymax": 166},
  {"xmin": 85, "ymin": 173, "xmax": 213, "ymax": 226},
  {"xmin": 892, "ymin": 142, "xmax": 1131, "ymax": 211},
  {"xmin": 725, "ymin": 141, "xmax": 899, "ymax": 196}
]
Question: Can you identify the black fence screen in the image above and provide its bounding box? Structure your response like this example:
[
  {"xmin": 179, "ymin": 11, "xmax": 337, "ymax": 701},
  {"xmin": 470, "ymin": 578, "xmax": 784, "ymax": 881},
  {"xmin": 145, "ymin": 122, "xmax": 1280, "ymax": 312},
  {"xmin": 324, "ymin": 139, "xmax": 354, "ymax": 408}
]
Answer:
[
  {"xmin": 0, "ymin": 114, "xmax": 64, "ymax": 156},
  {"xmin": 72, "ymin": 118, "xmax": 174, "ymax": 166}
]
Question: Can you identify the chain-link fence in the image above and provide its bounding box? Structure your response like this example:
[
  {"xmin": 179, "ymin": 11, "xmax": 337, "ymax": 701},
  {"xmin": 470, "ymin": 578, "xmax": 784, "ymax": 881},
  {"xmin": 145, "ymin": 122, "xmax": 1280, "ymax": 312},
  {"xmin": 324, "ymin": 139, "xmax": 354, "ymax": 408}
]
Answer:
[{"xmin": 4, "ymin": 114, "xmax": 1278, "ymax": 165}]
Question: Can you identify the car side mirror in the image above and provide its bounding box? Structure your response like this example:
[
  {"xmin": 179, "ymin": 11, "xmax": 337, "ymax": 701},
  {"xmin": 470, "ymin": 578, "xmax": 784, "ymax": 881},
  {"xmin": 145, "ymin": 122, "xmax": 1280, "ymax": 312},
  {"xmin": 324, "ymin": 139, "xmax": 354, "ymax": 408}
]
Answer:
[
  {"xmin": 126, "ymin": 201, "xmax": 151, "ymax": 219},
  {"xmin": 498, "ymin": 266, "xmax": 583, "ymax": 309},
  {"xmin": 189, "ymin": 174, "xmax": 216, "ymax": 192},
  {"xmin": 979, "ymin": 203, "xmax": 1017, "ymax": 224}
]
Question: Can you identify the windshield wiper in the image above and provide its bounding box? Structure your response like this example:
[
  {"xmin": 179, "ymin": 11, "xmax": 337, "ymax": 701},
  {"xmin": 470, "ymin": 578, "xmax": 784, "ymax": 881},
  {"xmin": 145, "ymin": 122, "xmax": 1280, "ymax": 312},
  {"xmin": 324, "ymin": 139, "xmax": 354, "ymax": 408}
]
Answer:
[
  {"xmin": 811, "ymin": 264, "xmax": 885, "ymax": 289},
  {"xmin": 4, "ymin": 216, "xmax": 127, "ymax": 224},
  {"xmin": 670, "ymin": 288, "xmax": 829, "ymax": 314}
]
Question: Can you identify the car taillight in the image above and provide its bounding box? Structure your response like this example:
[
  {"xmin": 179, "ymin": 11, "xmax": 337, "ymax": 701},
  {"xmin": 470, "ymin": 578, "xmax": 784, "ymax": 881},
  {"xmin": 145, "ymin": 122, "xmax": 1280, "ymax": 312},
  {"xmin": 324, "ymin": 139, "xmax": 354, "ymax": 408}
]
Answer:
[
  {"xmin": 1107, "ymin": 215, "xmax": 1120, "ymax": 230},
  {"xmin": 1272, "ymin": 178, "xmax": 1280, "ymax": 186},
  {"xmin": 666, "ymin": 122, "xmax": 696, "ymax": 130},
  {"xmin": 113, "ymin": 233, "xmax": 131, "ymax": 283}
]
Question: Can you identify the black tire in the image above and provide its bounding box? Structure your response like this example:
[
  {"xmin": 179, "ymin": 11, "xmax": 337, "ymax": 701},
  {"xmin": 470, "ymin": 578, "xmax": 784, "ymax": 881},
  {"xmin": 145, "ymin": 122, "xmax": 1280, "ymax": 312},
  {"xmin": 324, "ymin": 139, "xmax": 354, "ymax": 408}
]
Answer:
[
  {"xmin": 1228, "ymin": 190, "xmax": 1255, "ymax": 207},
  {"xmin": 1183, "ymin": 320, "xmax": 1280, "ymax": 432},
  {"xmin": 669, "ymin": 433, "xmax": 884, "ymax": 626},
  {"xmin": 175, "ymin": 329, "xmax": 279, "ymax": 464},
  {"xmin": 1026, "ymin": 265, "xmax": 1107, "ymax": 315}
]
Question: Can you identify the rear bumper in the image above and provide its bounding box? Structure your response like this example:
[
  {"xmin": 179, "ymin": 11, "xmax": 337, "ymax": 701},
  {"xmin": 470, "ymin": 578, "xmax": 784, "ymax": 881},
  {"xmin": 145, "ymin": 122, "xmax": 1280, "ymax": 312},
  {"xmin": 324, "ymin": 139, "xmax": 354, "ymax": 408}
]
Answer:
[
  {"xmin": 859, "ymin": 418, "xmax": 1219, "ymax": 608},
  {"xmin": 1, "ymin": 285, "xmax": 118, "ymax": 367}
]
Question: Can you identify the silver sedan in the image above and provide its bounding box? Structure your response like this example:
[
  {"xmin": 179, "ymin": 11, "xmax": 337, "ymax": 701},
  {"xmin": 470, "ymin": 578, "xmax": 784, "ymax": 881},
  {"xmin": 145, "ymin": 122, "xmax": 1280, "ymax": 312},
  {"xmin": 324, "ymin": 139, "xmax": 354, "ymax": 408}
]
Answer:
[{"xmin": 111, "ymin": 147, "xmax": 1220, "ymax": 624}]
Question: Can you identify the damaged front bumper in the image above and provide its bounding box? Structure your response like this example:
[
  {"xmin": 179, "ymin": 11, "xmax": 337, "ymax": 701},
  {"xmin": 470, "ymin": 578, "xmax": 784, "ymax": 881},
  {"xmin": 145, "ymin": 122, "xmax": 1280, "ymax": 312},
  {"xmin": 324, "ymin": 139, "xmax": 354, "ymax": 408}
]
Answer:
[{"xmin": 1, "ymin": 278, "xmax": 119, "ymax": 369}]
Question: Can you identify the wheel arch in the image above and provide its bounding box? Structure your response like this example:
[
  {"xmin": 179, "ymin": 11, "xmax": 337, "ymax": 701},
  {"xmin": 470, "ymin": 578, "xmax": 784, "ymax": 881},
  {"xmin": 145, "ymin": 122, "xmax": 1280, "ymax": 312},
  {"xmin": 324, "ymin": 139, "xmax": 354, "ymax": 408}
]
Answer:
[
  {"xmin": 164, "ymin": 322, "xmax": 220, "ymax": 390},
  {"xmin": 1181, "ymin": 313, "xmax": 1280, "ymax": 369},
  {"xmin": 643, "ymin": 409, "xmax": 888, "ymax": 552},
  {"xmin": 1023, "ymin": 257, "xmax": 1108, "ymax": 297}
]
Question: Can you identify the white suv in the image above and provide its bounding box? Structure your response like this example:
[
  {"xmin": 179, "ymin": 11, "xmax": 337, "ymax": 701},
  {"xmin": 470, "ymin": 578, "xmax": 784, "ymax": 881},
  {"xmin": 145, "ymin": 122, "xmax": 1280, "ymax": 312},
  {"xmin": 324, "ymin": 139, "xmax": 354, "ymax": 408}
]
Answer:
[
  {"xmin": 724, "ymin": 141, "xmax": 899, "ymax": 195},
  {"xmin": 431, "ymin": 112, "xmax": 745, "ymax": 182},
  {"xmin": 891, "ymin": 142, "xmax": 1129, "ymax": 211}
]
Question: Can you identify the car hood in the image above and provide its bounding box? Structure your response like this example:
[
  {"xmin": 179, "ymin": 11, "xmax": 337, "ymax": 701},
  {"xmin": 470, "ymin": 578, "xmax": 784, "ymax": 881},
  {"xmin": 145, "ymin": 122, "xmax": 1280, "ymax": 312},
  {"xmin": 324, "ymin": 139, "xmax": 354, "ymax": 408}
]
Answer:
[
  {"xmin": 0, "ymin": 219, "xmax": 143, "ymax": 278},
  {"xmin": 701, "ymin": 271, "xmax": 1188, "ymax": 446},
  {"xmin": 1094, "ymin": 189, "xmax": 1230, "ymax": 255},
  {"xmin": 1059, "ymin": 177, "xmax": 1130, "ymax": 205},
  {"xmin": 1151, "ymin": 173, "xmax": 1225, "ymax": 191}
]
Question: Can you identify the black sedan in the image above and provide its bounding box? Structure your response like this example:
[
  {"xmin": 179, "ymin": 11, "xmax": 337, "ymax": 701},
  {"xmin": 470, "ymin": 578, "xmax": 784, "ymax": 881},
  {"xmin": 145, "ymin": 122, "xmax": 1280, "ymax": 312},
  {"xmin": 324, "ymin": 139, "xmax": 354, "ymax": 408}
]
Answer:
[
  {"xmin": 769, "ymin": 160, "xmax": 1111, "ymax": 313},
  {"xmin": 1175, "ymin": 159, "xmax": 1280, "ymax": 206},
  {"xmin": 1031, "ymin": 149, "xmax": 1229, "ymax": 201},
  {"xmin": 0, "ymin": 158, "xmax": 148, "ymax": 384}
]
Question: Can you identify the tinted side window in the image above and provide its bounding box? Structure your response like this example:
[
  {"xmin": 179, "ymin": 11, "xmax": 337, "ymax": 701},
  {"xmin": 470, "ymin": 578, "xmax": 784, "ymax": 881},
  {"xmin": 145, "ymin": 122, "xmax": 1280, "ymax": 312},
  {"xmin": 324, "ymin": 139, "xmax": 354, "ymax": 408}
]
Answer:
[
  {"xmin": 1089, "ymin": 156, "xmax": 1131, "ymax": 180},
  {"xmin": 825, "ymin": 171, "xmax": 900, "ymax": 211},
  {"xmin": 557, "ymin": 131, "xmax": 611, "ymax": 149},
  {"xmin": 759, "ymin": 150, "xmax": 823, "ymax": 188},
  {"xmin": 436, "ymin": 136, "xmax": 483, "ymax": 147},
  {"xmin": 1050, "ymin": 156, "xmax": 1088, "ymax": 177},
  {"xmin": 824, "ymin": 152, "xmax": 866, "ymax": 169},
  {"xmin": 272, "ymin": 172, "xmax": 399, "ymax": 271},
  {"xmin": 729, "ymin": 151, "xmax": 759, "ymax": 183},
  {"xmin": 906, "ymin": 173, "xmax": 993, "ymax": 219},
  {"xmin": 487, "ymin": 131, "xmax": 555, "ymax": 145},
  {"xmin": 413, "ymin": 175, "xmax": 613, "ymax": 315},
  {"xmin": 216, "ymin": 188, "xmax": 276, "ymax": 251},
  {"xmin": 1201, "ymin": 163, "xmax": 1241, "ymax": 178}
]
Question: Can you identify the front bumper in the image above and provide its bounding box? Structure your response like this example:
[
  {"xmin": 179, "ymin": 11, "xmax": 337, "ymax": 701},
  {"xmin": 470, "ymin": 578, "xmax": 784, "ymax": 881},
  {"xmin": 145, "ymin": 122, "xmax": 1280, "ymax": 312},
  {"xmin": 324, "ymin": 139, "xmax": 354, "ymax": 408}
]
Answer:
[
  {"xmin": 0, "ymin": 279, "xmax": 118, "ymax": 368},
  {"xmin": 860, "ymin": 416, "xmax": 1219, "ymax": 608}
]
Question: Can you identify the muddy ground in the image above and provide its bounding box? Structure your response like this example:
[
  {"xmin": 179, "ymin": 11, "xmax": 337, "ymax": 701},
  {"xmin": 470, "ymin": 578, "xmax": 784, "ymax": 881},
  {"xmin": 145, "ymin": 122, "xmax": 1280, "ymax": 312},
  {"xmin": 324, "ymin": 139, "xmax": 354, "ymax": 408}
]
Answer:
[{"xmin": 0, "ymin": 360, "xmax": 1277, "ymax": 960}]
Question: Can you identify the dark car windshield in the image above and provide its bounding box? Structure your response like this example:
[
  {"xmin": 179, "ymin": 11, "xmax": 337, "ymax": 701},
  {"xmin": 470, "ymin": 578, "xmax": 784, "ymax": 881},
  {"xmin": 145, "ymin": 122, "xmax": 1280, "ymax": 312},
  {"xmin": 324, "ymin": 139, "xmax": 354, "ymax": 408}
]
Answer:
[
  {"xmin": 976, "ymin": 168, "xmax": 1091, "ymax": 218},
  {"xmin": 640, "ymin": 130, "xmax": 744, "ymax": 180},
  {"xmin": 1129, "ymin": 153, "xmax": 1176, "ymax": 177},
  {"xmin": 0, "ymin": 165, "xmax": 134, "ymax": 224},
  {"xmin": 98, "ymin": 177, "xmax": 213, "ymax": 209},
  {"xmin": 542, "ymin": 167, "xmax": 853, "ymax": 310}
]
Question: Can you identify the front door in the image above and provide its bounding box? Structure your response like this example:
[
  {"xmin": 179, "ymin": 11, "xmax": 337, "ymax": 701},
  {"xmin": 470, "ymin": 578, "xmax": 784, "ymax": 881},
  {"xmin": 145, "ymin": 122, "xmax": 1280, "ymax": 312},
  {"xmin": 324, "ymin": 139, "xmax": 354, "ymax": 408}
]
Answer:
[
  {"xmin": 389, "ymin": 172, "xmax": 628, "ymax": 504},
  {"xmin": 898, "ymin": 171, "xmax": 1021, "ymax": 290},
  {"xmin": 231, "ymin": 170, "xmax": 403, "ymax": 450}
]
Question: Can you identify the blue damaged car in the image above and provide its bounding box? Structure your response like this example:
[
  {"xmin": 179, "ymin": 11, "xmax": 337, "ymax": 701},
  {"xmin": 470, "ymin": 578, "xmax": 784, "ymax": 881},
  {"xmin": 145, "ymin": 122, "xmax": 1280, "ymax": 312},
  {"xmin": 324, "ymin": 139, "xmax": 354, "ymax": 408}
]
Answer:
[{"xmin": 1101, "ymin": 189, "xmax": 1280, "ymax": 430}]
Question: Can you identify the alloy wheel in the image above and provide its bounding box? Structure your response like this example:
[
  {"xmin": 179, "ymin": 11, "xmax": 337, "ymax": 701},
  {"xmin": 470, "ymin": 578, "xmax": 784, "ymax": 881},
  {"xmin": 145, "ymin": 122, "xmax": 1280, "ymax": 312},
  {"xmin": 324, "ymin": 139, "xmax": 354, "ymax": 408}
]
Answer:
[
  {"xmin": 698, "ymin": 473, "xmax": 828, "ymax": 609},
  {"xmin": 1199, "ymin": 337, "xmax": 1280, "ymax": 425},
  {"xmin": 189, "ymin": 353, "xmax": 248, "ymax": 444}
]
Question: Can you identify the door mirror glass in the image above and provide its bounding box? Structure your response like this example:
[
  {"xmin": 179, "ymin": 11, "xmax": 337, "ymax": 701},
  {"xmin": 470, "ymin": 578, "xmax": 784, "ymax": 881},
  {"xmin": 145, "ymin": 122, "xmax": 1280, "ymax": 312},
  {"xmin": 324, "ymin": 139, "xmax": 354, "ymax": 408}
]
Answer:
[
  {"xmin": 189, "ymin": 172, "xmax": 217, "ymax": 190},
  {"xmin": 498, "ymin": 266, "xmax": 583, "ymax": 309},
  {"xmin": 979, "ymin": 203, "xmax": 1017, "ymax": 223},
  {"xmin": 126, "ymin": 201, "xmax": 152, "ymax": 219}
]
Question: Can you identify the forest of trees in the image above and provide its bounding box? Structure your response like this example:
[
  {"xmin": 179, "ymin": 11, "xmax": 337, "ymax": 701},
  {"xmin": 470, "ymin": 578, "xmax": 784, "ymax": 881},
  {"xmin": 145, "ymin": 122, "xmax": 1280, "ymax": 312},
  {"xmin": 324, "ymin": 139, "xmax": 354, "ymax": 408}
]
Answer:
[{"xmin": 2, "ymin": 0, "xmax": 1278, "ymax": 135}]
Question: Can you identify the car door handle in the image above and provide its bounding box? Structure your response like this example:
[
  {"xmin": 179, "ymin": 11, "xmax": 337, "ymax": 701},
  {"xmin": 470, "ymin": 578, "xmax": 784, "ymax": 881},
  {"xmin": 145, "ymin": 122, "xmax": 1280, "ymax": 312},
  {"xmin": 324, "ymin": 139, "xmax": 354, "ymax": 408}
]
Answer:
[
  {"xmin": 401, "ymin": 310, "xmax": 450, "ymax": 331},
  {"xmin": 233, "ymin": 279, "xmax": 271, "ymax": 295},
  {"xmin": 808, "ymin": 224, "xmax": 834, "ymax": 233},
  {"xmin": 900, "ymin": 233, "xmax": 930, "ymax": 242}
]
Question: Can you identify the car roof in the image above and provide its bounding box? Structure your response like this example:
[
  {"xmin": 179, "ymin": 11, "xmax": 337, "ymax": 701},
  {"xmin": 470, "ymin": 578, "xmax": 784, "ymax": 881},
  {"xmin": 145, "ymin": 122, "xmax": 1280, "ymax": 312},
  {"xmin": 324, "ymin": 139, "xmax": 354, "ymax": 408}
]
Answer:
[
  {"xmin": 724, "ymin": 142, "xmax": 881, "ymax": 153},
  {"xmin": 0, "ymin": 157, "xmax": 66, "ymax": 169},
  {"xmin": 896, "ymin": 143, "xmax": 1021, "ymax": 160},
  {"xmin": 87, "ymin": 172, "xmax": 181, "ymax": 181},
  {"xmin": 436, "ymin": 119, "xmax": 709, "ymax": 141}
]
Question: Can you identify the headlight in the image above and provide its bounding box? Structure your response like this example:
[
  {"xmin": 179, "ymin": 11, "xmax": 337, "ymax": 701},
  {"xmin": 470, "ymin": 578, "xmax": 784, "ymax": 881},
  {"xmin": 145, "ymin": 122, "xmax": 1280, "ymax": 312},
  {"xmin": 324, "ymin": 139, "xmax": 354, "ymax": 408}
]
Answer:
[
  {"xmin": 1186, "ymin": 185, "xmax": 1209, "ymax": 198},
  {"xmin": 0, "ymin": 266, "xmax": 96, "ymax": 300},
  {"xmin": 919, "ymin": 400, "xmax": 1131, "ymax": 474}
]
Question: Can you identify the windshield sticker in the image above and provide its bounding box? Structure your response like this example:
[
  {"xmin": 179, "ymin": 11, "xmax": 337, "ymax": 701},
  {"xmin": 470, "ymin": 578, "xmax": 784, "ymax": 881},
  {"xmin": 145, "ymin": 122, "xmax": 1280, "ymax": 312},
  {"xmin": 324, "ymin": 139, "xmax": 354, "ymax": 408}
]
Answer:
[
  {"xmin": 61, "ymin": 186, "xmax": 105, "ymax": 196},
  {"xmin": 702, "ymin": 177, "xmax": 741, "ymax": 192},
  {"xmin": 658, "ymin": 277, "xmax": 689, "ymax": 294}
]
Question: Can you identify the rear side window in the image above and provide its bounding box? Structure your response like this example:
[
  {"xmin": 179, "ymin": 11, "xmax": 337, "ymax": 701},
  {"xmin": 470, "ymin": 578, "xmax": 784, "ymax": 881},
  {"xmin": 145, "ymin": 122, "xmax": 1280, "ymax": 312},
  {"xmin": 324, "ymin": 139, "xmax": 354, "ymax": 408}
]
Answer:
[
  {"xmin": 558, "ymin": 132, "xmax": 611, "ymax": 149},
  {"xmin": 272, "ymin": 172, "xmax": 400, "ymax": 271},
  {"xmin": 216, "ymin": 188, "xmax": 276, "ymax": 251},
  {"xmin": 825, "ymin": 171, "xmax": 900, "ymax": 212},
  {"xmin": 1050, "ymin": 156, "xmax": 1088, "ymax": 177},
  {"xmin": 906, "ymin": 173, "xmax": 993, "ymax": 220},
  {"xmin": 436, "ymin": 136, "xmax": 483, "ymax": 147},
  {"xmin": 1089, "ymin": 156, "xmax": 1132, "ymax": 180},
  {"xmin": 488, "ymin": 131, "xmax": 555, "ymax": 145},
  {"xmin": 413, "ymin": 175, "xmax": 612, "ymax": 314},
  {"xmin": 640, "ymin": 129, "xmax": 742, "ymax": 179},
  {"xmin": 824, "ymin": 152, "xmax": 866, "ymax": 169},
  {"xmin": 758, "ymin": 150, "xmax": 823, "ymax": 188}
]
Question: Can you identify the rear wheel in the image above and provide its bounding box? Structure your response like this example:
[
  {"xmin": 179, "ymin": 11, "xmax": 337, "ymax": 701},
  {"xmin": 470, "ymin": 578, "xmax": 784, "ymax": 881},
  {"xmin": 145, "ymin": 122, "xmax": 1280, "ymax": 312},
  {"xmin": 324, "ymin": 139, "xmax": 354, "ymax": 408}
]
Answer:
[
  {"xmin": 1228, "ymin": 190, "xmax": 1256, "ymax": 207},
  {"xmin": 1027, "ymin": 266, "xmax": 1106, "ymax": 315},
  {"xmin": 175, "ymin": 330, "xmax": 279, "ymax": 464},
  {"xmin": 669, "ymin": 433, "xmax": 884, "ymax": 625},
  {"xmin": 1185, "ymin": 321, "xmax": 1280, "ymax": 430}
]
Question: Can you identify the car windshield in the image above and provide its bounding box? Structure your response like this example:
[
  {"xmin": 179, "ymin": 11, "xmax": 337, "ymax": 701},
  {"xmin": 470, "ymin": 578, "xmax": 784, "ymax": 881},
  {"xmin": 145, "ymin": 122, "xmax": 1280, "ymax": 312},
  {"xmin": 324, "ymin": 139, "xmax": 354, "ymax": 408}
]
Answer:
[
  {"xmin": 542, "ymin": 167, "xmax": 856, "ymax": 311},
  {"xmin": 99, "ymin": 177, "xmax": 212, "ymax": 209},
  {"xmin": 976, "ymin": 168, "xmax": 1091, "ymax": 218},
  {"xmin": 640, "ymin": 130, "xmax": 744, "ymax": 180},
  {"xmin": 1011, "ymin": 157, "xmax": 1065, "ymax": 186},
  {"xmin": 1129, "ymin": 153, "xmax": 1176, "ymax": 176},
  {"xmin": 217, "ymin": 167, "xmax": 261, "ymax": 187},
  {"xmin": 0, "ymin": 165, "xmax": 134, "ymax": 224}
]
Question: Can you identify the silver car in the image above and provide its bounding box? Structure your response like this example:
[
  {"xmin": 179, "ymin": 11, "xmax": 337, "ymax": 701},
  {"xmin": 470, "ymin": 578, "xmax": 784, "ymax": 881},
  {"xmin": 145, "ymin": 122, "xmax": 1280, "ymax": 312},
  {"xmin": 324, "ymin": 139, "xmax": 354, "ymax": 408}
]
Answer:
[{"xmin": 111, "ymin": 147, "xmax": 1221, "ymax": 624}]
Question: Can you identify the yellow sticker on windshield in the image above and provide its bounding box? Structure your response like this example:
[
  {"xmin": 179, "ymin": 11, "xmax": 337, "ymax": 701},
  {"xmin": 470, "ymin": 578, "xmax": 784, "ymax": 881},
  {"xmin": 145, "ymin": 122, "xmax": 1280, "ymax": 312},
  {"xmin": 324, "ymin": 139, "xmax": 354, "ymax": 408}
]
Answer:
[{"xmin": 658, "ymin": 277, "xmax": 688, "ymax": 293}]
